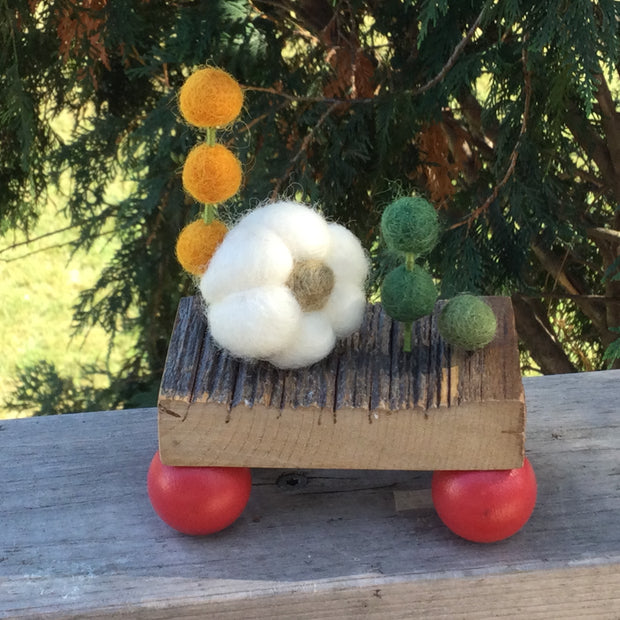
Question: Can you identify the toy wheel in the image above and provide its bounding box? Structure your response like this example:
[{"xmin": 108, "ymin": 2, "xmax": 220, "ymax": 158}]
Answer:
[
  {"xmin": 147, "ymin": 451, "xmax": 252, "ymax": 535},
  {"xmin": 431, "ymin": 457, "xmax": 537, "ymax": 543}
]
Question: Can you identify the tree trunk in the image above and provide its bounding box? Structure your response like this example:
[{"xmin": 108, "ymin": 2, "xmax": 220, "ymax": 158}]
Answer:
[{"xmin": 511, "ymin": 294, "xmax": 577, "ymax": 375}]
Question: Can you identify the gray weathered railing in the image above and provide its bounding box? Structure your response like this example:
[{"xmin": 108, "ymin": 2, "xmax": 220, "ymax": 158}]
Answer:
[{"xmin": 1, "ymin": 370, "xmax": 619, "ymax": 618}]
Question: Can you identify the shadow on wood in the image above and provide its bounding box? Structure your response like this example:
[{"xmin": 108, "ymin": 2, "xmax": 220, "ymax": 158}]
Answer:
[{"xmin": 158, "ymin": 296, "xmax": 525, "ymax": 470}]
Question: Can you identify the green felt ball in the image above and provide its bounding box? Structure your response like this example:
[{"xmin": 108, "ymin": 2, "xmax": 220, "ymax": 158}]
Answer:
[
  {"xmin": 381, "ymin": 196, "xmax": 439, "ymax": 255},
  {"xmin": 438, "ymin": 294, "xmax": 497, "ymax": 350},
  {"xmin": 381, "ymin": 264, "xmax": 437, "ymax": 322}
]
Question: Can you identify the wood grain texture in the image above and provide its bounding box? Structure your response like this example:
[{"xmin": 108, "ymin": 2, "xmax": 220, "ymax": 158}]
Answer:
[
  {"xmin": 158, "ymin": 296, "xmax": 525, "ymax": 469},
  {"xmin": 1, "ymin": 370, "xmax": 619, "ymax": 618}
]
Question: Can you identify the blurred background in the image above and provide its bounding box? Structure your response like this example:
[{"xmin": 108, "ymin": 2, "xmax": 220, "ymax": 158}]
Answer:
[{"xmin": 1, "ymin": 0, "xmax": 619, "ymax": 418}]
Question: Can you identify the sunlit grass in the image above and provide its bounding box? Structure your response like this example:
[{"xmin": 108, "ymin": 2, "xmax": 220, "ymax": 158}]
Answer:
[
  {"xmin": 0, "ymin": 102, "xmax": 140, "ymax": 419},
  {"xmin": 0, "ymin": 193, "xmax": 136, "ymax": 419}
]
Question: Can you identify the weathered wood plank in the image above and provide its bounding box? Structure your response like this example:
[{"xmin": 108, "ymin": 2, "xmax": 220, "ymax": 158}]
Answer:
[
  {"xmin": 159, "ymin": 296, "xmax": 525, "ymax": 469},
  {"xmin": 158, "ymin": 295, "xmax": 207, "ymax": 406},
  {"xmin": 334, "ymin": 304, "xmax": 374, "ymax": 413},
  {"xmin": 388, "ymin": 319, "xmax": 411, "ymax": 412},
  {"xmin": 368, "ymin": 304, "xmax": 393, "ymax": 414},
  {"xmin": 1, "ymin": 370, "xmax": 620, "ymax": 618},
  {"xmin": 426, "ymin": 302, "xmax": 441, "ymax": 409},
  {"xmin": 3, "ymin": 565, "xmax": 618, "ymax": 619},
  {"xmin": 413, "ymin": 314, "xmax": 431, "ymax": 409},
  {"xmin": 481, "ymin": 296, "xmax": 523, "ymax": 402}
]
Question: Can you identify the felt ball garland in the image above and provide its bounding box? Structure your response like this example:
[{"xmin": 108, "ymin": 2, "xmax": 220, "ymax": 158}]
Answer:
[
  {"xmin": 175, "ymin": 219, "xmax": 228, "ymax": 276},
  {"xmin": 379, "ymin": 195, "xmax": 498, "ymax": 353},
  {"xmin": 381, "ymin": 264, "xmax": 437, "ymax": 323},
  {"xmin": 438, "ymin": 294, "xmax": 497, "ymax": 350},
  {"xmin": 174, "ymin": 67, "xmax": 244, "ymax": 276},
  {"xmin": 178, "ymin": 67, "xmax": 244, "ymax": 128},
  {"xmin": 381, "ymin": 196, "xmax": 439, "ymax": 256},
  {"xmin": 380, "ymin": 195, "xmax": 439, "ymax": 352},
  {"xmin": 182, "ymin": 143, "xmax": 242, "ymax": 204}
]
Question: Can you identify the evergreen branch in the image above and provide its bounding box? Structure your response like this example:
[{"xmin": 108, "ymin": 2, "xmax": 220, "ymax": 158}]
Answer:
[
  {"xmin": 565, "ymin": 99, "xmax": 615, "ymax": 192},
  {"xmin": 520, "ymin": 362, "xmax": 542, "ymax": 375},
  {"xmin": 249, "ymin": 0, "xmax": 322, "ymax": 45},
  {"xmin": 239, "ymin": 111, "xmax": 276, "ymax": 134},
  {"xmin": 587, "ymin": 227, "xmax": 620, "ymax": 245},
  {"xmin": 0, "ymin": 230, "xmax": 116, "ymax": 263},
  {"xmin": 246, "ymin": 2, "xmax": 488, "ymax": 105},
  {"xmin": 456, "ymin": 90, "xmax": 499, "ymax": 153},
  {"xmin": 2, "ymin": 0, "xmax": 20, "ymax": 78},
  {"xmin": 531, "ymin": 242, "xmax": 611, "ymax": 341},
  {"xmin": 511, "ymin": 294, "xmax": 577, "ymax": 374},
  {"xmin": 558, "ymin": 163, "xmax": 606, "ymax": 191},
  {"xmin": 532, "ymin": 243, "xmax": 583, "ymax": 297},
  {"xmin": 451, "ymin": 46, "xmax": 532, "ymax": 231},
  {"xmin": 412, "ymin": 3, "xmax": 487, "ymax": 96},
  {"xmin": 593, "ymin": 72, "xmax": 620, "ymax": 206},
  {"xmin": 271, "ymin": 101, "xmax": 342, "ymax": 199},
  {"xmin": 242, "ymin": 84, "xmax": 371, "ymax": 105},
  {"xmin": 228, "ymin": 102, "xmax": 289, "ymax": 141},
  {"xmin": 520, "ymin": 292, "xmax": 620, "ymax": 304},
  {"xmin": 0, "ymin": 223, "xmax": 77, "ymax": 255},
  {"xmin": 0, "ymin": 208, "xmax": 116, "ymax": 256},
  {"xmin": 128, "ymin": 45, "xmax": 170, "ymax": 89}
]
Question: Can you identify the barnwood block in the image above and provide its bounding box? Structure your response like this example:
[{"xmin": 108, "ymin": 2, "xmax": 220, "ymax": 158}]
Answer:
[{"xmin": 158, "ymin": 295, "xmax": 525, "ymax": 469}]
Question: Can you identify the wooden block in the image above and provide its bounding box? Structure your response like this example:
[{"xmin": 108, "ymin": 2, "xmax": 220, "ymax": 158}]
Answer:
[{"xmin": 158, "ymin": 296, "xmax": 525, "ymax": 470}]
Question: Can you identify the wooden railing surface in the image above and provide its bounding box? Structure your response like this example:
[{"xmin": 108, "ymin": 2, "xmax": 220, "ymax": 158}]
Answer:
[{"xmin": 1, "ymin": 370, "xmax": 619, "ymax": 618}]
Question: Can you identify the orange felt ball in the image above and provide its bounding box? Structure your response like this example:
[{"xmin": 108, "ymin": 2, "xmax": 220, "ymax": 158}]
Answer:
[
  {"xmin": 182, "ymin": 143, "xmax": 242, "ymax": 204},
  {"xmin": 178, "ymin": 67, "xmax": 243, "ymax": 128},
  {"xmin": 176, "ymin": 218, "xmax": 228, "ymax": 276}
]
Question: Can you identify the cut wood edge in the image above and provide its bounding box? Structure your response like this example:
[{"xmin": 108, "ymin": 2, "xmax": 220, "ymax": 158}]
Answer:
[{"xmin": 158, "ymin": 397, "xmax": 525, "ymax": 470}]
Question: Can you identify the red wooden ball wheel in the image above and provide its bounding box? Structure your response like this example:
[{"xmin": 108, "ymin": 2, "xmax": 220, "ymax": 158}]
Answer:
[
  {"xmin": 147, "ymin": 451, "xmax": 252, "ymax": 536},
  {"xmin": 431, "ymin": 457, "xmax": 537, "ymax": 543}
]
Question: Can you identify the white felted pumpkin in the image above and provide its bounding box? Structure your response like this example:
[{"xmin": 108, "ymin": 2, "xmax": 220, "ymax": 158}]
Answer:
[{"xmin": 199, "ymin": 201, "xmax": 369, "ymax": 368}]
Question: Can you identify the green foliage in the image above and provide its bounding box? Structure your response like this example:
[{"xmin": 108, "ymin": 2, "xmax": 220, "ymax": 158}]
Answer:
[
  {"xmin": 603, "ymin": 327, "xmax": 620, "ymax": 369},
  {"xmin": 4, "ymin": 359, "xmax": 159, "ymax": 416},
  {"xmin": 2, "ymin": 0, "xmax": 620, "ymax": 415},
  {"xmin": 5, "ymin": 360, "xmax": 110, "ymax": 416}
]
